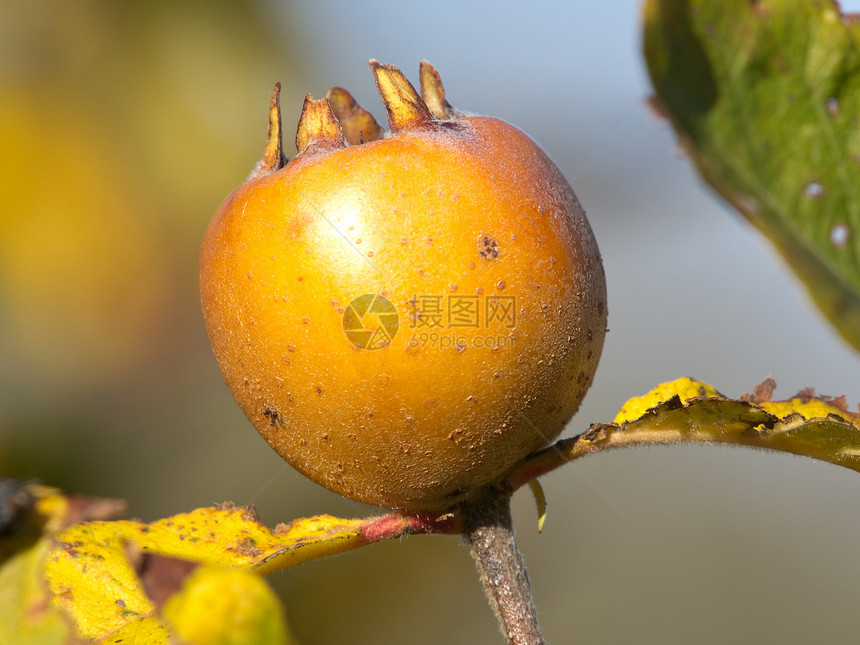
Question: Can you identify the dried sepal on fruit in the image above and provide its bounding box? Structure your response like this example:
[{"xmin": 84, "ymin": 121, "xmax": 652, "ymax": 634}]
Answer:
[
  {"xmin": 295, "ymin": 95, "xmax": 346, "ymax": 154},
  {"xmin": 325, "ymin": 86, "xmax": 384, "ymax": 145},
  {"xmin": 419, "ymin": 59, "xmax": 461, "ymax": 120},
  {"xmin": 369, "ymin": 60, "xmax": 436, "ymax": 131},
  {"xmin": 248, "ymin": 82, "xmax": 287, "ymax": 181}
]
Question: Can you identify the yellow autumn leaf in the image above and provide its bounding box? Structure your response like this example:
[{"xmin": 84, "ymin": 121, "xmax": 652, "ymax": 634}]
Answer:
[
  {"xmin": 0, "ymin": 482, "xmax": 127, "ymax": 645},
  {"xmin": 758, "ymin": 396, "xmax": 854, "ymax": 421},
  {"xmin": 46, "ymin": 520, "xmax": 157, "ymax": 639},
  {"xmin": 0, "ymin": 536, "xmax": 71, "ymax": 645},
  {"xmin": 0, "ymin": 485, "xmax": 73, "ymax": 645},
  {"xmin": 162, "ymin": 565, "xmax": 294, "ymax": 645},
  {"xmin": 614, "ymin": 377, "xmax": 858, "ymax": 429},
  {"xmin": 510, "ymin": 377, "xmax": 860, "ymax": 490},
  {"xmin": 43, "ymin": 506, "xmax": 362, "ymax": 641},
  {"xmin": 613, "ymin": 376, "xmax": 722, "ymax": 424},
  {"xmin": 43, "ymin": 501, "xmax": 455, "ymax": 642}
]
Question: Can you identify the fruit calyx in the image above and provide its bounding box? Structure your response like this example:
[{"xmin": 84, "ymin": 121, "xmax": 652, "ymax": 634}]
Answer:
[
  {"xmin": 252, "ymin": 60, "xmax": 467, "ymax": 170},
  {"xmin": 295, "ymin": 95, "xmax": 347, "ymax": 154},
  {"xmin": 248, "ymin": 82, "xmax": 287, "ymax": 180},
  {"xmin": 368, "ymin": 59, "xmax": 436, "ymax": 132},
  {"xmin": 418, "ymin": 59, "xmax": 461, "ymax": 120},
  {"xmin": 325, "ymin": 86, "xmax": 384, "ymax": 145}
]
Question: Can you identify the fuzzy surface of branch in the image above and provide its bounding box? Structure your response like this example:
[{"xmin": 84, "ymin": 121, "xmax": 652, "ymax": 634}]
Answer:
[{"xmin": 462, "ymin": 486, "xmax": 544, "ymax": 645}]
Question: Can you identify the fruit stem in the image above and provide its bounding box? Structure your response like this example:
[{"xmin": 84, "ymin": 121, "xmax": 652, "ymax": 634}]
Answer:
[{"xmin": 462, "ymin": 485, "xmax": 544, "ymax": 645}]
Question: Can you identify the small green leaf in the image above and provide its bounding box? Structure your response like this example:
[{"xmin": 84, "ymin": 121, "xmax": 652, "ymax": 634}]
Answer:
[
  {"xmin": 643, "ymin": 0, "xmax": 860, "ymax": 350},
  {"xmin": 527, "ymin": 480, "xmax": 547, "ymax": 533}
]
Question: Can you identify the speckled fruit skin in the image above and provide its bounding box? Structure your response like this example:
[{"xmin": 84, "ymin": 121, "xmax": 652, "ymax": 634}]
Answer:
[{"xmin": 200, "ymin": 67, "xmax": 606, "ymax": 512}]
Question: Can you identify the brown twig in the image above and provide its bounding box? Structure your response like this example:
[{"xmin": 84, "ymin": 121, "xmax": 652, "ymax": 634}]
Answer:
[{"xmin": 462, "ymin": 485, "xmax": 544, "ymax": 645}]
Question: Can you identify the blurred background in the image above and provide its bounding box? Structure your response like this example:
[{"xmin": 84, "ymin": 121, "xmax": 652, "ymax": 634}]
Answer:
[{"xmin": 3, "ymin": 1, "xmax": 860, "ymax": 643}]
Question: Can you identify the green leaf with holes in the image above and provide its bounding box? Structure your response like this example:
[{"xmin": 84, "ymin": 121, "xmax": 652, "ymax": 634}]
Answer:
[{"xmin": 643, "ymin": 0, "xmax": 860, "ymax": 350}]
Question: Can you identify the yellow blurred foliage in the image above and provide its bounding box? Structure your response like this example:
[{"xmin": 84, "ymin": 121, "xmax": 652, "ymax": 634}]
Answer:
[
  {"xmin": 163, "ymin": 566, "xmax": 294, "ymax": 645},
  {"xmin": 0, "ymin": 87, "xmax": 169, "ymax": 384},
  {"xmin": 0, "ymin": 0, "xmax": 305, "ymax": 396}
]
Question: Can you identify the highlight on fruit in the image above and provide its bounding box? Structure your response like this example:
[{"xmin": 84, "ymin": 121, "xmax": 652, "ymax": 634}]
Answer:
[{"xmin": 200, "ymin": 61, "xmax": 607, "ymax": 511}]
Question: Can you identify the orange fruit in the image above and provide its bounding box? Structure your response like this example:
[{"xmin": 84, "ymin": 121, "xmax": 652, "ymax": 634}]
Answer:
[{"xmin": 200, "ymin": 62, "xmax": 607, "ymax": 511}]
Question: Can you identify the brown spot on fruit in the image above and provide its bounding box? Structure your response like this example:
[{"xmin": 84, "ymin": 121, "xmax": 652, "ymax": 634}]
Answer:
[
  {"xmin": 262, "ymin": 408, "xmax": 285, "ymax": 428},
  {"xmin": 478, "ymin": 235, "xmax": 499, "ymax": 259}
]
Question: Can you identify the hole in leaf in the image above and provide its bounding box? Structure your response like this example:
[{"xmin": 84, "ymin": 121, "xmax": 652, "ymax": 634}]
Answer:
[
  {"xmin": 830, "ymin": 223, "xmax": 849, "ymax": 248},
  {"xmin": 804, "ymin": 182, "xmax": 824, "ymax": 199}
]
